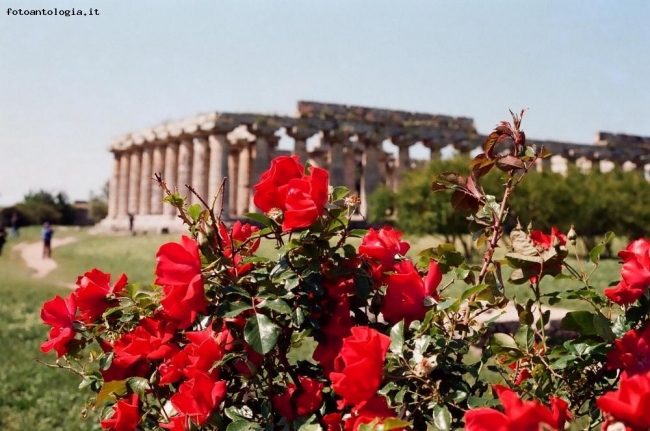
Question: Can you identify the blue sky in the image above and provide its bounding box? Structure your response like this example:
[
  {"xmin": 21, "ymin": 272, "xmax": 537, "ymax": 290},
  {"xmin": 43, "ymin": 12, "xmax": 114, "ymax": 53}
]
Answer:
[{"xmin": 1, "ymin": 0, "xmax": 649, "ymax": 206}]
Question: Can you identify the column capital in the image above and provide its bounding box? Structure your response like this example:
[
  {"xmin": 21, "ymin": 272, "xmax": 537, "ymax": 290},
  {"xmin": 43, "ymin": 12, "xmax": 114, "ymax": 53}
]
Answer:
[
  {"xmin": 247, "ymin": 123, "xmax": 280, "ymax": 138},
  {"xmin": 358, "ymin": 130, "xmax": 384, "ymax": 146},
  {"xmin": 287, "ymin": 126, "xmax": 318, "ymax": 141},
  {"xmin": 323, "ymin": 129, "xmax": 351, "ymax": 144},
  {"xmin": 200, "ymin": 118, "xmax": 241, "ymax": 135},
  {"xmin": 391, "ymin": 134, "xmax": 420, "ymax": 148}
]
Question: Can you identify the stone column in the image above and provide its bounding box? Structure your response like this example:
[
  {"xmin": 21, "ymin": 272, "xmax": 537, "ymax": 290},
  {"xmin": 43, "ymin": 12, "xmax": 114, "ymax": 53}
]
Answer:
[
  {"xmin": 360, "ymin": 135, "xmax": 382, "ymax": 217},
  {"xmin": 138, "ymin": 146, "xmax": 153, "ymax": 215},
  {"xmin": 288, "ymin": 126, "xmax": 316, "ymax": 165},
  {"xmin": 128, "ymin": 148, "xmax": 142, "ymax": 214},
  {"xmin": 236, "ymin": 141, "xmax": 252, "ymax": 216},
  {"xmin": 117, "ymin": 150, "xmax": 130, "ymax": 217},
  {"xmin": 177, "ymin": 139, "xmax": 194, "ymax": 199},
  {"xmin": 208, "ymin": 134, "xmax": 231, "ymax": 216},
  {"xmin": 228, "ymin": 147, "xmax": 240, "ymax": 217},
  {"xmin": 343, "ymin": 146, "xmax": 357, "ymax": 193},
  {"xmin": 325, "ymin": 131, "xmax": 346, "ymax": 187},
  {"xmin": 163, "ymin": 142, "xmax": 179, "ymax": 217},
  {"xmin": 249, "ymin": 128, "xmax": 278, "ymax": 213},
  {"xmin": 394, "ymin": 137, "xmax": 413, "ymax": 190},
  {"xmin": 191, "ymin": 137, "xmax": 209, "ymax": 206},
  {"xmin": 150, "ymin": 144, "xmax": 166, "ymax": 214},
  {"xmin": 108, "ymin": 152, "xmax": 120, "ymax": 219}
]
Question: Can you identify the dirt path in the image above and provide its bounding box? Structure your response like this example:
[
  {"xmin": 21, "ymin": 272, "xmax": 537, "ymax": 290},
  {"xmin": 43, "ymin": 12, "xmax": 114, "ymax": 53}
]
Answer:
[{"xmin": 14, "ymin": 237, "xmax": 78, "ymax": 279}]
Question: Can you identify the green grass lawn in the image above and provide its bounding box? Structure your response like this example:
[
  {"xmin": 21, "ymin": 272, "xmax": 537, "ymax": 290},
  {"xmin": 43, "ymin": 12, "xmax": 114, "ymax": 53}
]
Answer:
[{"xmin": 0, "ymin": 226, "xmax": 625, "ymax": 430}]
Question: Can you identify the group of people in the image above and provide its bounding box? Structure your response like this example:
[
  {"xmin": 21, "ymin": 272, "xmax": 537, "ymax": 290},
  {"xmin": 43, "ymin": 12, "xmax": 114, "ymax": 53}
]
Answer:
[{"xmin": 0, "ymin": 211, "xmax": 54, "ymax": 258}]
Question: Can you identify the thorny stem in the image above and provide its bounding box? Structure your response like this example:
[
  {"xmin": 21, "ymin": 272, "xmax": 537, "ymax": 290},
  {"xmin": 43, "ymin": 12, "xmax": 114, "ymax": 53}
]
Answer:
[{"xmin": 462, "ymin": 171, "xmax": 516, "ymax": 326}]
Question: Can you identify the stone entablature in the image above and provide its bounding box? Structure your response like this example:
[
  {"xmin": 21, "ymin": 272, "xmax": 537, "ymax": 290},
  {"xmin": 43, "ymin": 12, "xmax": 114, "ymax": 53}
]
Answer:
[{"xmin": 100, "ymin": 101, "xmax": 650, "ymax": 233}]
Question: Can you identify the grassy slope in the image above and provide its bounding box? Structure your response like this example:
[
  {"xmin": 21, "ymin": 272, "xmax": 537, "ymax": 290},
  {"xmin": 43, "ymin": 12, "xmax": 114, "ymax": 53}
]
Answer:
[
  {"xmin": 0, "ymin": 234, "xmax": 97, "ymax": 431},
  {"xmin": 0, "ymin": 227, "xmax": 624, "ymax": 430}
]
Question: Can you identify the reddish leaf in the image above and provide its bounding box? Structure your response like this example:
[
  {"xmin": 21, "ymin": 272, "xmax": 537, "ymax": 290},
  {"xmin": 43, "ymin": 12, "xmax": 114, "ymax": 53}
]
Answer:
[
  {"xmin": 466, "ymin": 174, "xmax": 481, "ymax": 199},
  {"xmin": 438, "ymin": 172, "xmax": 466, "ymax": 187},
  {"xmin": 483, "ymin": 132, "xmax": 499, "ymax": 159},
  {"xmin": 470, "ymin": 154, "xmax": 495, "ymax": 179},
  {"xmin": 431, "ymin": 181, "xmax": 450, "ymax": 193},
  {"xmin": 495, "ymin": 155, "xmax": 525, "ymax": 171},
  {"xmin": 495, "ymin": 124, "xmax": 513, "ymax": 136},
  {"xmin": 450, "ymin": 189, "xmax": 480, "ymax": 212}
]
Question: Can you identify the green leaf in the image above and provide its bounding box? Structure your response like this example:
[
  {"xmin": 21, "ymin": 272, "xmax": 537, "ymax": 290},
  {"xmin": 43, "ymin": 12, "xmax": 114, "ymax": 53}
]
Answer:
[
  {"xmin": 331, "ymin": 186, "xmax": 350, "ymax": 201},
  {"xmin": 187, "ymin": 203, "xmax": 202, "ymax": 221},
  {"xmin": 244, "ymin": 212, "xmax": 273, "ymax": 227},
  {"xmin": 226, "ymin": 420, "xmax": 261, "ymax": 431},
  {"xmin": 589, "ymin": 232, "xmax": 616, "ymax": 264},
  {"xmin": 244, "ymin": 313, "xmax": 279, "ymax": 354},
  {"xmin": 490, "ymin": 333, "xmax": 520, "ymax": 354},
  {"xmin": 459, "ymin": 283, "xmax": 490, "ymax": 302},
  {"xmin": 593, "ymin": 312, "xmax": 615, "ymax": 342},
  {"xmin": 258, "ymin": 298, "xmax": 292, "ymax": 315},
  {"xmin": 127, "ymin": 377, "xmax": 150, "ymax": 398},
  {"xmin": 348, "ymin": 228, "xmax": 369, "ymax": 238},
  {"xmin": 432, "ymin": 404, "xmax": 452, "ymax": 431},
  {"xmin": 96, "ymin": 380, "xmax": 127, "ymax": 406},
  {"xmin": 389, "ymin": 321, "xmax": 405, "ymax": 354},
  {"xmin": 589, "ymin": 244, "xmax": 605, "ymax": 264},
  {"xmin": 436, "ymin": 298, "xmax": 457, "ymax": 311},
  {"xmin": 514, "ymin": 325, "xmax": 534, "ymax": 351},
  {"xmin": 220, "ymin": 301, "xmax": 253, "ymax": 318},
  {"xmin": 560, "ymin": 311, "xmax": 596, "ymax": 335},
  {"xmin": 358, "ymin": 419, "xmax": 381, "ymax": 431},
  {"xmin": 224, "ymin": 405, "xmax": 254, "ymax": 421},
  {"xmin": 382, "ymin": 418, "xmax": 412, "ymax": 430}
]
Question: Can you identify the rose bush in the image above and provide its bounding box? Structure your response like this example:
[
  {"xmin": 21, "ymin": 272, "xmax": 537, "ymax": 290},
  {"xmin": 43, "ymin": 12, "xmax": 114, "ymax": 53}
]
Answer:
[{"xmin": 40, "ymin": 113, "xmax": 650, "ymax": 430}]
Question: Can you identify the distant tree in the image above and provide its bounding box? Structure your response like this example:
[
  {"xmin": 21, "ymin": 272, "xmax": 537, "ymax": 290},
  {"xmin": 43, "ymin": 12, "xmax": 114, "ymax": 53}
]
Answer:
[
  {"xmin": 88, "ymin": 182, "xmax": 109, "ymax": 224},
  {"xmin": 369, "ymin": 157, "xmax": 650, "ymax": 257},
  {"xmin": 3, "ymin": 190, "xmax": 76, "ymax": 225}
]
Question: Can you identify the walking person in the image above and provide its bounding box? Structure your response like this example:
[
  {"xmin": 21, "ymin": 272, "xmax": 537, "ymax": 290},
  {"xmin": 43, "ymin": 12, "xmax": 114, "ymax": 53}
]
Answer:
[
  {"xmin": 42, "ymin": 222, "xmax": 54, "ymax": 259},
  {"xmin": 10, "ymin": 210, "xmax": 19, "ymax": 237},
  {"xmin": 0, "ymin": 223, "xmax": 6, "ymax": 256}
]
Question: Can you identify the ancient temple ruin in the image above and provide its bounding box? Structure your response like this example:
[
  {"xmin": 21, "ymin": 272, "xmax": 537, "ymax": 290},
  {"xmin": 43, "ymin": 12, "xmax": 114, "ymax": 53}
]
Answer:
[{"xmin": 100, "ymin": 101, "xmax": 650, "ymax": 232}]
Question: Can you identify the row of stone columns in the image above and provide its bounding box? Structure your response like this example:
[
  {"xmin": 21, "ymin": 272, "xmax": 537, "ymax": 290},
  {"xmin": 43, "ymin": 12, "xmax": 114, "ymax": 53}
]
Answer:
[
  {"xmin": 107, "ymin": 129, "xmax": 415, "ymax": 222},
  {"xmin": 108, "ymin": 132, "xmax": 236, "ymax": 220}
]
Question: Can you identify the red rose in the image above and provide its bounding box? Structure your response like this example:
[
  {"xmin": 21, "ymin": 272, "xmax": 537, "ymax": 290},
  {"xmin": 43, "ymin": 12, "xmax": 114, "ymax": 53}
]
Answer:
[
  {"xmin": 282, "ymin": 166, "xmax": 330, "ymax": 231},
  {"xmin": 74, "ymin": 268, "xmax": 128, "ymax": 323},
  {"xmin": 344, "ymin": 395, "xmax": 403, "ymax": 431},
  {"xmin": 322, "ymin": 412, "xmax": 344, "ymax": 431},
  {"xmin": 159, "ymin": 322, "xmax": 231, "ymax": 385},
  {"xmin": 313, "ymin": 298, "xmax": 353, "ymax": 374},
  {"xmin": 464, "ymin": 385, "xmax": 562, "ymax": 431},
  {"xmin": 170, "ymin": 372, "xmax": 227, "ymax": 427},
  {"xmin": 330, "ymin": 326, "xmax": 391, "ymax": 407},
  {"xmin": 101, "ymin": 394, "xmax": 140, "ymax": 431},
  {"xmin": 253, "ymin": 156, "xmax": 305, "ymax": 213},
  {"xmin": 160, "ymin": 415, "xmax": 188, "ymax": 431},
  {"xmin": 381, "ymin": 260, "xmax": 441, "ymax": 325},
  {"xmin": 40, "ymin": 294, "xmax": 78, "ymax": 357},
  {"xmin": 530, "ymin": 227, "xmax": 567, "ymax": 249},
  {"xmin": 272, "ymin": 376, "xmax": 324, "ymax": 421},
  {"xmin": 597, "ymin": 370, "xmax": 650, "ymax": 430},
  {"xmin": 112, "ymin": 316, "xmax": 179, "ymax": 361},
  {"xmin": 605, "ymin": 239, "xmax": 650, "ymax": 305},
  {"xmin": 218, "ymin": 221, "xmax": 260, "ymax": 276},
  {"xmin": 253, "ymin": 156, "xmax": 330, "ymax": 231},
  {"xmin": 359, "ymin": 227, "xmax": 410, "ymax": 276},
  {"xmin": 155, "ymin": 236, "xmax": 206, "ymax": 328},
  {"xmin": 155, "ymin": 235, "xmax": 203, "ymax": 287},
  {"xmin": 606, "ymin": 324, "xmax": 650, "ymax": 379}
]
